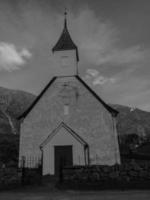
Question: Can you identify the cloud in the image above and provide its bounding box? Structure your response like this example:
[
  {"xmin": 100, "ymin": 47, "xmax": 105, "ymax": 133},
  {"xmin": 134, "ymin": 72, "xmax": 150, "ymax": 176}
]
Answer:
[
  {"xmin": 93, "ymin": 76, "xmax": 116, "ymax": 85},
  {"xmin": 70, "ymin": 9, "xmax": 150, "ymax": 111},
  {"xmin": 0, "ymin": 3, "xmax": 149, "ymax": 111},
  {"xmin": 68, "ymin": 9, "xmax": 149, "ymax": 74},
  {"xmin": 0, "ymin": 42, "xmax": 31, "ymax": 72},
  {"xmin": 95, "ymin": 45, "xmax": 148, "ymax": 66},
  {"xmin": 85, "ymin": 68, "xmax": 116, "ymax": 86},
  {"xmin": 20, "ymin": 48, "xmax": 32, "ymax": 58},
  {"xmin": 86, "ymin": 69, "xmax": 99, "ymax": 77}
]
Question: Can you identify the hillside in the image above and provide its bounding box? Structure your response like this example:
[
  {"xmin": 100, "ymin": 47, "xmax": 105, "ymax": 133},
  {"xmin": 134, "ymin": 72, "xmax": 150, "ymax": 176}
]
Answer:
[
  {"xmin": 112, "ymin": 104, "xmax": 150, "ymax": 138},
  {"xmin": 0, "ymin": 87, "xmax": 35, "ymax": 135},
  {"xmin": 0, "ymin": 86, "xmax": 150, "ymax": 166},
  {"xmin": 0, "ymin": 86, "xmax": 150, "ymax": 138}
]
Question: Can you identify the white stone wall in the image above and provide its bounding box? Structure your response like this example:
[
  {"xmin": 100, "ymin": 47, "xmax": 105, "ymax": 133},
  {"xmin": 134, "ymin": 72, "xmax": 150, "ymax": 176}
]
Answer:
[
  {"xmin": 52, "ymin": 50, "xmax": 78, "ymax": 76},
  {"xmin": 19, "ymin": 76, "xmax": 120, "ymax": 173}
]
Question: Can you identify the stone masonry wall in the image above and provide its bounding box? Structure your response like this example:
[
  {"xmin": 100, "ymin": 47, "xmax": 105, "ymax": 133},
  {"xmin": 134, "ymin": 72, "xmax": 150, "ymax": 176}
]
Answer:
[{"xmin": 19, "ymin": 76, "xmax": 120, "ymax": 166}]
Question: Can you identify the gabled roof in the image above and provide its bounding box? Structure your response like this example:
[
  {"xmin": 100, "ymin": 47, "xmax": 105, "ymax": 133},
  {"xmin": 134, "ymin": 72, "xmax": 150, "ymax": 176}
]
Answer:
[
  {"xmin": 52, "ymin": 17, "xmax": 79, "ymax": 61},
  {"xmin": 17, "ymin": 77, "xmax": 57, "ymax": 120},
  {"xmin": 40, "ymin": 122, "xmax": 87, "ymax": 149},
  {"xmin": 17, "ymin": 75, "xmax": 118, "ymax": 120},
  {"xmin": 76, "ymin": 76, "xmax": 118, "ymax": 117}
]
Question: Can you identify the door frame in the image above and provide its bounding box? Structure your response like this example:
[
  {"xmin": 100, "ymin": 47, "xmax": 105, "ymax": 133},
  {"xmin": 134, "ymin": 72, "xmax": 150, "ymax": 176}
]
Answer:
[{"xmin": 54, "ymin": 145, "xmax": 73, "ymax": 176}]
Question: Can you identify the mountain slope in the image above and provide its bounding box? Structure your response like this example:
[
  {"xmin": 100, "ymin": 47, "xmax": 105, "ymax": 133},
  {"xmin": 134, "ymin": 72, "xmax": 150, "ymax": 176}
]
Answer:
[
  {"xmin": 0, "ymin": 87, "xmax": 150, "ymax": 166},
  {"xmin": 0, "ymin": 87, "xmax": 35, "ymax": 134},
  {"xmin": 0, "ymin": 86, "xmax": 150, "ymax": 138},
  {"xmin": 112, "ymin": 104, "xmax": 150, "ymax": 138}
]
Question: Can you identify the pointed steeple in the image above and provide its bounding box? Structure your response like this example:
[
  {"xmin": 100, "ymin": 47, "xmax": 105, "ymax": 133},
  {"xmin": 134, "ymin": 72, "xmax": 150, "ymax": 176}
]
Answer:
[
  {"xmin": 52, "ymin": 10, "xmax": 79, "ymax": 61},
  {"xmin": 64, "ymin": 8, "xmax": 67, "ymax": 29}
]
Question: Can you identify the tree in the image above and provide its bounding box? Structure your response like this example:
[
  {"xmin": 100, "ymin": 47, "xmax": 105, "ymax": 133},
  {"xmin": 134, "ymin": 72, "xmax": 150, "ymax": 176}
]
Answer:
[
  {"xmin": 119, "ymin": 133, "xmax": 141, "ymax": 154},
  {"xmin": 0, "ymin": 134, "xmax": 19, "ymax": 167}
]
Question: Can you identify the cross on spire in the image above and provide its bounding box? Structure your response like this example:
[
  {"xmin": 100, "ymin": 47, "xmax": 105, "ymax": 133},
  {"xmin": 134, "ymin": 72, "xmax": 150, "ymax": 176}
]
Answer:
[
  {"xmin": 64, "ymin": 8, "xmax": 67, "ymax": 18},
  {"xmin": 52, "ymin": 8, "xmax": 79, "ymax": 61},
  {"xmin": 64, "ymin": 8, "xmax": 67, "ymax": 28}
]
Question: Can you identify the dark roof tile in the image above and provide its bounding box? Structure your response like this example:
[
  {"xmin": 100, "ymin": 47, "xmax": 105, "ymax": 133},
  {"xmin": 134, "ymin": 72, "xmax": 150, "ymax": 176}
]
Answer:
[{"xmin": 52, "ymin": 19, "xmax": 79, "ymax": 61}]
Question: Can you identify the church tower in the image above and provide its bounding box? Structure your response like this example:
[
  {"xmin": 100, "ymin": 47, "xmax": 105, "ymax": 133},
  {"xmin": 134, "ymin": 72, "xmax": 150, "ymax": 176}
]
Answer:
[
  {"xmin": 19, "ymin": 11, "xmax": 120, "ymax": 176},
  {"xmin": 52, "ymin": 11, "xmax": 79, "ymax": 76}
]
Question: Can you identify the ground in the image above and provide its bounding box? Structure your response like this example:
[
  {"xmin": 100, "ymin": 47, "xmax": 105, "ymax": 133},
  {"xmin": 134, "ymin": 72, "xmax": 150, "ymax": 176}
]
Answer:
[{"xmin": 0, "ymin": 186, "xmax": 150, "ymax": 200}]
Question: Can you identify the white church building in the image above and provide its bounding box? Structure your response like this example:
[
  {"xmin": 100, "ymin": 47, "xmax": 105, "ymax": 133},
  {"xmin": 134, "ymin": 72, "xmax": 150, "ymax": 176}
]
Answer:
[{"xmin": 18, "ymin": 13, "xmax": 120, "ymax": 176}]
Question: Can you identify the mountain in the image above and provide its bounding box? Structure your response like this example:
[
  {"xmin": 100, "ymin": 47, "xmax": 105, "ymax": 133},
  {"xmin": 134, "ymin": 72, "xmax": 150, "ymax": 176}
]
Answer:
[
  {"xmin": 0, "ymin": 87, "xmax": 35, "ymax": 135},
  {"xmin": 0, "ymin": 86, "xmax": 150, "ymax": 139},
  {"xmin": 0, "ymin": 86, "xmax": 150, "ymax": 166},
  {"xmin": 112, "ymin": 104, "xmax": 150, "ymax": 138}
]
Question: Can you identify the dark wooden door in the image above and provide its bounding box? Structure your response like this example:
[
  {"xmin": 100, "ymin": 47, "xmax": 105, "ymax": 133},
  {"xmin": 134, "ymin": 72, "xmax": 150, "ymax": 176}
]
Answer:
[{"xmin": 54, "ymin": 145, "xmax": 73, "ymax": 176}]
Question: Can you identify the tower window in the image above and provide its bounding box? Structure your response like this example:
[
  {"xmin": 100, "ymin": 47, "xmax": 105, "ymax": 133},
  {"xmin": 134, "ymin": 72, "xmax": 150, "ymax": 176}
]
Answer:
[
  {"xmin": 61, "ymin": 56, "xmax": 69, "ymax": 67},
  {"xmin": 64, "ymin": 105, "xmax": 69, "ymax": 115}
]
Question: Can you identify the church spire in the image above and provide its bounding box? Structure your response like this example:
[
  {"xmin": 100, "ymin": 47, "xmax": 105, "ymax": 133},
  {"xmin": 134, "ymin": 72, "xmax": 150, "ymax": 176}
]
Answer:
[
  {"xmin": 52, "ymin": 10, "xmax": 79, "ymax": 61},
  {"xmin": 64, "ymin": 8, "xmax": 67, "ymax": 29}
]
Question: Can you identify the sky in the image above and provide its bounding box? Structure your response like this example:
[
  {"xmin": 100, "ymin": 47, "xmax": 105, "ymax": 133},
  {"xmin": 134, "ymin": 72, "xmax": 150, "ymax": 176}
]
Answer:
[{"xmin": 0, "ymin": 0, "xmax": 150, "ymax": 111}]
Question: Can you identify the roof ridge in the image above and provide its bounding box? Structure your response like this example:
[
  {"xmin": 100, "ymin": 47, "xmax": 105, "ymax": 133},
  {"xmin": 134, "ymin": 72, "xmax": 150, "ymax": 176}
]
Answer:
[
  {"xmin": 18, "ymin": 75, "xmax": 118, "ymax": 120},
  {"xmin": 75, "ymin": 75, "xmax": 118, "ymax": 117},
  {"xmin": 40, "ymin": 121, "xmax": 87, "ymax": 148},
  {"xmin": 17, "ymin": 76, "xmax": 57, "ymax": 120}
]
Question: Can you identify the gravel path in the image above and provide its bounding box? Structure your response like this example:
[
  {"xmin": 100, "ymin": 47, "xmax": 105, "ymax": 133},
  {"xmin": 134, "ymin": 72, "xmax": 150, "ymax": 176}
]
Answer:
[{"xmin": 0, "ymin": 187, "xmax": 150, "ymax": 200}]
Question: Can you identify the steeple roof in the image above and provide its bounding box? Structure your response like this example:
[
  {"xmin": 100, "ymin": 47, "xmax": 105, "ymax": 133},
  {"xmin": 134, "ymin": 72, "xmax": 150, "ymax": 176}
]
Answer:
[{"xmin": 52, "ymin": 11, "xmax": 79, "ymax": 61}]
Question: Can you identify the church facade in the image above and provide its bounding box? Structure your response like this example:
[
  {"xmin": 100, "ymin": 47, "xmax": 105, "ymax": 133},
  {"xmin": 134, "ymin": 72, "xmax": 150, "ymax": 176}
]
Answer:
[{"xmin": 18, "ymin": 15, "xmax": 120, "ymax": 175}]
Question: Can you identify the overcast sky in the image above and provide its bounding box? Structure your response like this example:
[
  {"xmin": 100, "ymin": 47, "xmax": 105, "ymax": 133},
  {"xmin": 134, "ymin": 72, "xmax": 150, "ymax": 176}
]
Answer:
[{"xmin": 0, "ymin": 0, "xmax": 150, "ymax": 111}]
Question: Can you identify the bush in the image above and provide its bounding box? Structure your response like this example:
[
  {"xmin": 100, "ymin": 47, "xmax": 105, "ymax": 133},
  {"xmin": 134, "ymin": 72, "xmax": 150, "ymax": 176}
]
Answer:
[
  {"xmin": 0, "ymin": 134, "xmax": 19, "ymax": 167},
  {"xmin": 0, "ymin": 168, "xmax": 21, "ymax": 190},
  {"xmin": 21, "ymin": 168, "xmax": 42, "ymax": 185}
]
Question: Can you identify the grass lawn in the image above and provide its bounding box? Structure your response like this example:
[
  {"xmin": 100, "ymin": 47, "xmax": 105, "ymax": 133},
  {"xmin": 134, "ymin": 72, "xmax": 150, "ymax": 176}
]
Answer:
[{"xmin": 0, "ymin": 186, "xmax": 150, "ymax": 200}]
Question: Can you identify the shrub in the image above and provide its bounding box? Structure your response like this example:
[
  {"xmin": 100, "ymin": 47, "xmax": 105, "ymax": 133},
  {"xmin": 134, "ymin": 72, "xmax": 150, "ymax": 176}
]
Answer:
[{"xmin": 0, "ymin": 168, "xmax": 21, "ymax": 190}]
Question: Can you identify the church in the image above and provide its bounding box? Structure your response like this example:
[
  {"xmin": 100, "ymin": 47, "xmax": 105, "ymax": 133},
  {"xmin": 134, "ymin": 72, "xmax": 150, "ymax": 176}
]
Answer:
[{"xmin": 18, "ymin": 13, "xmax": 120, "ymax": 176}]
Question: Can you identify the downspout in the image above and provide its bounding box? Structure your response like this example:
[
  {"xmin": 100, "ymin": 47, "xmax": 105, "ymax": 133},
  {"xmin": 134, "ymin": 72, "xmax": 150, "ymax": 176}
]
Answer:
[
  {"xmin": 84, "ymin": 144, "xmax": 90, "ymax": 165},
  {"xmin": 40, "ymin": 147, "xmax": 43, "ymax": 176},
  {"xmin": 112, "ymin": 115, "xmax": 121, "ymax": 164},
  {"xmin": 84, "ymin": 145, "xmax": 87, "ymax": 165}
]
